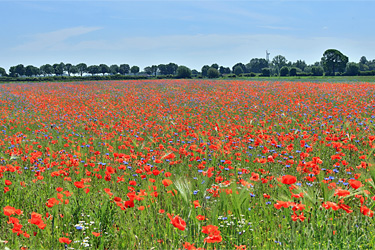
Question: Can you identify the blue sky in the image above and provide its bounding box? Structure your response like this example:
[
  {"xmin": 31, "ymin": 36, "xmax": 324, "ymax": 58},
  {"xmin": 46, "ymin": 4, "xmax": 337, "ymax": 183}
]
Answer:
[{"xmin": 1, "ymin": 0, "xmax": 375, "ymax": 72}]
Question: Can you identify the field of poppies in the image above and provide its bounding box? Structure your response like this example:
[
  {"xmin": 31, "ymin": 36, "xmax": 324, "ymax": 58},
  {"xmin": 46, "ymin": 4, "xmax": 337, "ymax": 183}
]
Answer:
[{"xmin": 1, "ymin": 79, "xmax": 375, "ymax": 249}]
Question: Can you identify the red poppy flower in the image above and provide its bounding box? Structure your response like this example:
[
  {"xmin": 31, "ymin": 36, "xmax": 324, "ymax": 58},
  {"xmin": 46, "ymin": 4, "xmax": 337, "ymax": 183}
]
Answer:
[
  {"xmin": 204, "ymin": 234, "xmax": 222, "ymax": 243},
  {"xmin": 167, "ymin": 213, "xmax": 186, "ymax": 231},
  {"xmin": 92, "ymin": 232, "xmax": 101, "ymax": 237},
  {"xmin": 162, "ymin": 179, "xmax": 173, "ymax": 187},
  {"xmin": 281, "ymin": 175, "xmax": 297, "ymax": 185},
  {"xmin": 59, "ymin": 237, "xmax": 72, "ymax": 244},
  {"xmin": 196, "ymin": 215, "xmax": 206, "ymax": 221},
  {"xmin": 348, "ymin": 179, "xmax": 362, "ymax": 190},
  {"xmin": 74, "ymin": 181, "xmax": 85, "ymax": 188}
]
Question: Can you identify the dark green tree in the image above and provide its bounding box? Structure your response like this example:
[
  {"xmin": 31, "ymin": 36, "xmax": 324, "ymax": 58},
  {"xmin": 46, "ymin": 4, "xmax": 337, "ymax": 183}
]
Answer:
[
  {"xmin": 65, "ymin": 63, "xmax": 73, "ymax": 76},
  {"xmin": 158, "ymin": 64, "xmax": 168, "ymax": 75},
  {"xmin": 261, "ymin": 68, "xmax": 271, "ymax": 77},
  {"xmin": 207, "ymin": 67, "xmax": 220, "ymax": 78},
  {"xmin": 289, "ymin": 67, "xmax": 297, "ymax": 76},
  {"xmin": 99, "ymin": 64, "xmax": 110, "ymax": 75},
  {"xmin": 25, "ymin": 65, "xmax": 39, "ymax": 77},
  {"xmin": 144, "ymin": 66, "xmax": 153, "ymax": 75},
  {"xmin": 53, "ymin": 62, "xmax": 65, "ymax": 76},
  {"xmin": 109, "ymin": 64, "xmax": 119, "ymax": 75},
  {"xmin": 9, "ymin": 66, "xmax": 17, "ymax": 77},
  {"xmin": 76, "ymin": 63, "xmax": 88, "ymax": 76},
  {"xmin": 87, "ymin": 65, "xmax": 99, "ymax": 75},
  {"xmin": 232, "ymin": 63, "xmax": 247, "ymax": 74},
  {"xmin": 201, "ymin": 65, "xmax": 210, "ymax": 77},
  {"xmin": 345, "ymin": 62, "xmax": 360, "ymax": 76},
  {"xmin": 246, "ymin": 58, "xmax": 268, "ymax": 73},
  {"xmin": 70, "ymin": 65, "xmax": 78, "ymax": 75},
  {"xmin": 176, "ymin": 66, "xmax": 192, "ymax": 78},
  {"xmin": 0, "ymin": 67, "xmax": 7, "ymax": 76},
  {"xmin": 321, "ymin": 49, "xmax": 348, "ymax": 75},
  {"xmin": 166, "ymin": 63, "xmax": 178, "ymax": 75},
  {"xmin": 272, "ymin": 55, "xmax": 287, "ymax": 75},
  {"xmin": 150, "ymin": 65, "xmax": 158, "ymax": 76},
  {"xmin": 119, "ymin": 64, "xmax": 130, "ymax": 75},
  {"xmin": 359, "ymin": 56, "xmax": 369, "ymax": 71},
  {"xmin": 293, "ymin": 60, "xmax": 307, "ymax": 71},
  {"xmin": 15, "ymin": 64, "xmax": 26, "ymax": 77},
  {"xmin": 233, "ymin": 65, "xmax": 244, "ymax": 76},
  {"xmin": 40, "ymin": 64, "xmax": 54, "ymax": 76},
  {"xmin": 311, "ymin": 66, "xmax": 324, "ymax": 76},
  {"xmin": 130, "ymin": 66, "xmax": 140, "ymax": 75},
  {"xmin": 219, "ymin": 66, "xmax": 231, "ymax": 75},
  {"xmin": 280, "ymin": 66, "xmax": 289, "ymax": 76},
  {"xmin": 211, "ymin": 63, "xmax": 219, "ymax": 70}
]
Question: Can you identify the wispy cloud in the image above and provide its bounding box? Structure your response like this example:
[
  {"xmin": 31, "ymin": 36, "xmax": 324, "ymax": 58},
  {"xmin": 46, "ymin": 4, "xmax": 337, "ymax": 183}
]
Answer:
[{"xmin": 13, "ymin": 26, "xmax": 102, "ymax": 51}]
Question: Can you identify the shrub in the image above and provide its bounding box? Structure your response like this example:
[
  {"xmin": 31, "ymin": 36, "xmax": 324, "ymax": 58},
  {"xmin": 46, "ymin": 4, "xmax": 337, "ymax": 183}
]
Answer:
[
  {"xmin": 359, "ymin": 70, "xmax": 375, "ymax": 76},
  {"xmin": 261, "ymin": 68, "xmax": 270, "ymax": 77},
  {"xmin": 176, "ymin": 66, "xmax": 192, "ymax": 78},
  {"xmin": 280, "ymin": 66, "xmax": 289, "ymax": 76},
  {"xmin": 345, "ymin": 62, "xmax": 360, "ymax": 76},
  {"xmin": 311, "ymin": 66, "xmax": 324, "ymax": 76},
  {"xmin": 289, "ymin": 67, "xmax": 297, "ymax": 76}
]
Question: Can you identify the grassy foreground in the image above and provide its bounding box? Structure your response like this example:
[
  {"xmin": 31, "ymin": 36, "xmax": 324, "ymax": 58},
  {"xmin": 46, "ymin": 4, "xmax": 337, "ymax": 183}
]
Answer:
[{"xmin": 1, "ymin": 79, "xmax": 375, "ymax": 249}]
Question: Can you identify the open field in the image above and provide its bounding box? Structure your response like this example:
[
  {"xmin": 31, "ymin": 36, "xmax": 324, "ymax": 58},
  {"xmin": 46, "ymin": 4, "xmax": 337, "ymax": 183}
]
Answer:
[{"xmin": 1, "ymin": 79, "xmax": 375, "ymax": 249}]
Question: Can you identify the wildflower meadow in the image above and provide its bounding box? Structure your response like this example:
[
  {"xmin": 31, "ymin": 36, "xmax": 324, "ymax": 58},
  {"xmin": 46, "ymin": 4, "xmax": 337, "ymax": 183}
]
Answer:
[{"xmin": 1, "ymin": 79, "xmax": 375, "ymax": 249}]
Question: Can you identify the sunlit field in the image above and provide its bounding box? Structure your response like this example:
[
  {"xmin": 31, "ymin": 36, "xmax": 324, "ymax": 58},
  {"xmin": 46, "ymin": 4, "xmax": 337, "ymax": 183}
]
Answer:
[{"xmin": 1, "ymin": 79, "xmax": 375, "ymax": 249}]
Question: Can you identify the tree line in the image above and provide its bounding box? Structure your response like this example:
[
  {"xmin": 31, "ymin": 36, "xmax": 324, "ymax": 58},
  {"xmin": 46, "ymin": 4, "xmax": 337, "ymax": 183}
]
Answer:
[{"xmin": 1, "ymin": 49, "xmax": 375, "ymax": 79}]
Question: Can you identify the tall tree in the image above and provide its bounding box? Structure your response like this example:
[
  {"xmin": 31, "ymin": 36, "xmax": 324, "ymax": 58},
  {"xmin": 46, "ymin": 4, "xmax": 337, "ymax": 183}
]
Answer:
[
  {"xmin": 232, "ymin": 63, "xmax": 247, "ymax": 74},
  {"xmin": 144, "ymin": 66, "xmax": 153, "ymax": 75},
  {"xmin": 211, "ymin": 63, "xmax": 219, "ymax": 70},
  {"xmin": 233, "ymin": 65, "xmax": 244, "ymax": 76},
  {"xmin": 109, "ymin": 64, "xmax": 119, "ymax": 75},
  {"xmin": 293, "ymin": 60, "xmax": 307, "ymax": 71},
  {"xmin": 65, "ymin": 63, "xmax": 73, "ymax": 76},
  {"xmin": 321, "ymin": 49, "xmax": 348, "ymax": 75},
  {"xmin": 201, "ymin": 65, "xmax": 210, "ymax": 77},
  {"xmin": 87, "ymin": 65, "xmax": 99, "ymax": 75},
  {"xmin": 166, "ymin": 63, "xmax": 178, "ymax": 75},
  {"xmin": 25, "ymin": 65, "xmax": 39, "ymax": 77},
  {"xmin": 15, "ymin": 64, "xmax": 26, "ymax": 77},
  {"xmin": 130, "ymin": 66, "xmax": 140, "ymax": 75},
  {"xmin": 0, "ymin": 67, "xmax": 7, "ymax": 76},
  {"xmin": 158, "ymin": 64, "xmax": 168, "ymax": 75},
  {"xmin": 360, "ymin": 56, "xmax": 368, "ymax": 65},
  {"xmin": 219, "ymin": 66, "xmax": 231, "ymax": 75},
  {"xmin": 272, "ymin": 55, "xmax": 287, "ymax": 75},
  {"xmin": 76, "ymin": 63, "xmax": 88, "ymax": 76},
  {"xmin": 99, "ymin": 64, "xmax": 110, "ymax": 75},
  {"xmin": 119, "ymin": 64, "xmax": 130, "ymax": 75},
  {"xmin": 53, "ymin": 62, "xmax": 65, "ymax": 76},
  {"xmin": 70, "ymin": 65, "xmax": 78, "ymax": 75},
  {"xmin": 40, "ymin": 64, "xmax": 54, "ymax": 76},
  {"xmin": 246, "ymin": 58, "xmax": 268, "ymax": 73},
  {"xmin": 9, "ymin": 66, "xmax": 17, "ymax": 77},
  {"xmin": 359, "ymin": 56, "xmax": 369, "ymax": 71},
  {"xmin": 150, "ymin": 65, "xmax": 158, "ymax": 76}
]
